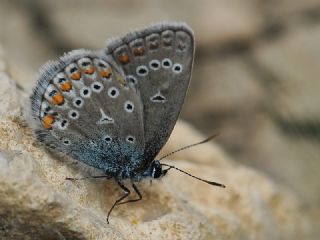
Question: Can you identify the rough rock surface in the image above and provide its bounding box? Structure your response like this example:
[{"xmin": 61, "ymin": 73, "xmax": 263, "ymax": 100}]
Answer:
[{"xmin": 0, "ymin": 62, "xmax": 314, "ymax": 239}]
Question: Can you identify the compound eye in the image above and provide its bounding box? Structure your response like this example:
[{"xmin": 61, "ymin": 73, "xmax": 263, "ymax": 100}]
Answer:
[{"xmin": 152, "ymin": 166, "xmax": 162, "ymax": 179}]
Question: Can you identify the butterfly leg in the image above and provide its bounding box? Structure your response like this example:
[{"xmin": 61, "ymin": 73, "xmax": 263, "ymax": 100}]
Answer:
[
  {"xmin": 118, "ymin": 182, "xmax": 142, "ymax": 205},
  {"xmin": 107, "ymin": 180, "xmax": 131, "ymax": 224},
  {"xmin": 66, "ymin": 175, "xmax": 113, "ymax": 181}
]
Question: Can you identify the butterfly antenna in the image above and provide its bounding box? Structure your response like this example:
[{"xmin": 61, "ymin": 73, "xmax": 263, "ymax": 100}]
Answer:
[
  {"xmin": 158, "ymin": 133, "xmax": 219, "ymax": 161},
  {"xmin": 161, "ymin": 163, "xmax": 225, "ymax": 188}
]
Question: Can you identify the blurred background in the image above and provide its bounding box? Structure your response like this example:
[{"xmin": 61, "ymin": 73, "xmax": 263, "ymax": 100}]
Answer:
[{"xmin": 0, "ymin": 0, "xmax": 319, "ymax": 228}]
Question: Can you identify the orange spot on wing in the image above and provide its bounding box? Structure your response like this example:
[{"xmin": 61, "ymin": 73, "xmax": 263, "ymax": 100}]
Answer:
[
  {"xmin": 52, "ymin": 93, "xmax": 64, "ymax": 105},
  {"xmin": 70, "ymin": 72, "xmax": 81, "ymax": 80},
  {"xmin": 84, "ymin": 67, "xmax": 95, "ymax": 74},
  {"xmin": 133, "ymin": 47, "xmax": 145, "ymax": 56},
  {"xmin": 118, "ymin": 54, "xmax": 130, "ymax": 64},
  {"xmin": 100, "ymin": 68, "xmax": 112, "ymax": 78},
  {"xmin": 60, "ymin": 82, "xmax": 72, "ymax": 91},
  {"xmin": 42, "ymin": 115, "xmax": 55, "ymax": 129}
]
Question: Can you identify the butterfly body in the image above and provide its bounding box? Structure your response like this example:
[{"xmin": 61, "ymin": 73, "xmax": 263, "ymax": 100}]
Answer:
[{"xmin": 29, "ymin": 22, "xmax": 194, "ymax": 221}]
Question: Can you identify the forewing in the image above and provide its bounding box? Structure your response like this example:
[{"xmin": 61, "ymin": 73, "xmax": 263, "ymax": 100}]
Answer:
[
  {"xmin": 29, "ymin": 49, "xmax": 145, "ymax": 174},
  {"xmin": 104, "ymin": 22, "xmax": 194, "ymax": 163}
]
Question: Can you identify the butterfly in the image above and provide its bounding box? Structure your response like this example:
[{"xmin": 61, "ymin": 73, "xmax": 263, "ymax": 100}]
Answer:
[{"xmin": 28, "ymin": 22, "xmax": 224, "ymax": 223}]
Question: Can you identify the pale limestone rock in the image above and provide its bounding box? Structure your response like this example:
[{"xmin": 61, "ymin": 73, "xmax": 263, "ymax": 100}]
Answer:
[
  {"xmin": 251, "ymin": 25, "xmax": 320, "ymax": 204},
  {"xmin": 0, "ymin": 73, "xmax": 21, "ymax": 117},
  {"xmin": 0, "ymin": 60, "xmax": 314, "ymax": 239},
  {"xmin": 263, "ymin": 0, "xmax": 320, "ymax": 20},
  {"xmin": 254, "ymin": 24, "xmax": 320, "ymax": 121},
  {"xmin": 0, "ymin": 45, "xmax": 6, "ymax": 72},
  {"xmin": 47, "ymin": 0, "xmax": 262, "ymax": 47},
  {"xmin": 0, "ymin": 0, "xmax": 263, "ymax": 89},
  {"xmin": 184, "ymin": 57, "xmax": 264, "ymax": 120},
  {"xmin": 0, "ymin": 2, "xmax": 54, "ymax": 87},
  {"xmin": 160, "ymin": 120, "xmax": 233, "ymax": 168}
]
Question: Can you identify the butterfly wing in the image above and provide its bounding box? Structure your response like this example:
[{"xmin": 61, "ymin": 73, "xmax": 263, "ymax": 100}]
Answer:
[
  {"xmin": 29, "ymin": 49, "xmax": 145, "ymax": 176},
  {"xmin": 104, "ymin": 22, "xmax": 194, "ymax": 164}
]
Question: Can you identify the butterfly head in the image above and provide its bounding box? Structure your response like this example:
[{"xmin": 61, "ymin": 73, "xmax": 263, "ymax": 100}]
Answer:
[
  {"xmin": 139, "ymin": 160, "xmax": 168, "ymax": 179},
  {"xmin": 149, "ymin": 160, "xmax": 168, "ymax": 179}
]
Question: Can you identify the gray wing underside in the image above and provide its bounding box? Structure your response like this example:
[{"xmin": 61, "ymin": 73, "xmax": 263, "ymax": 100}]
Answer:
[
  {"xmin": 104, "ymin": 22, "xmax": 194, "ymax": 162},
  {"xmin": 30, "ymin": 49, "xmax": 145, "ymax": 172}
]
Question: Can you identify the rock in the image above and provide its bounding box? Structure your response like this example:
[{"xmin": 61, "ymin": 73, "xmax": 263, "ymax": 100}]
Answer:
[
  {"xmin": 239, "ymin": 114, "xmax": 320, "ymax": 205},
  {"xmin": 262, "ymin": 0, "xmax": 320, "ymax": 21},
  {"xmin": 0, "ymin": 74, "xmax": 22, "ymax": 117},
  {"xmin": 160, "ymin": 120, "xmax": 233, "ymax": 168},
  {"xmin": 0, "ymin": 1, "xmax": 54, "ymax": 87},
  {"xmin": 0, "ymin": 58, "xmax": 314, "ymax": 239},
  {"xmin": 183, "ymin": 57, "xmax": 264, "ymax": 122},
  {"xmin": 0, "ymin": 45, "xmax": 6, "ymax": 72},
  {"xmin": 251, "ymin": 25, "xmax": 320, "ymax": 204},
  {"xmin": 182, "ymin": 56, "xmax": 266, "ymax": 157},
  {"xmin": 45, "ymin": 0, "xmax": 263, "ymax": 47},
  {"xmin": 254, "ymin": 24, "xmax": 320, "ymax": 121},
  {"xmin": 0, "ymin": 0, "xmax": 263, "ymax": 89}
]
